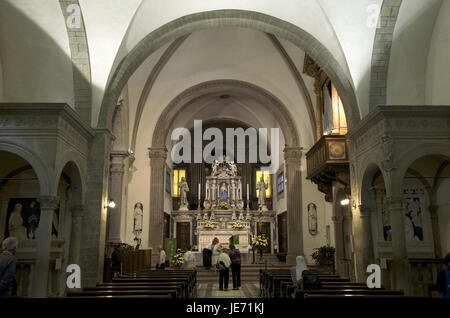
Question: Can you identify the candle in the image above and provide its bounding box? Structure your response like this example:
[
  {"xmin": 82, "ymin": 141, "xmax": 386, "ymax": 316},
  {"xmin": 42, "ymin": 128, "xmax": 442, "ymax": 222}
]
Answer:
[
  {"xmin": 247, "ymin": 184, "xmax": 249, "ymax": 200},
  {"xmin": 198, "ymin": 183, "xmax": 201, "ymax": 200}
]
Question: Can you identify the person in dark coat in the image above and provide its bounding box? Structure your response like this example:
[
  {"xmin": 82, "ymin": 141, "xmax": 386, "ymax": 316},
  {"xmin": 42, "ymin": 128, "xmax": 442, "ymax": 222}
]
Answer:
[
  {"xmin": 229, "ymin": 243, "xmax": 241, "ymax": 290},
  {"xmin": 0, "ymin": 237, "xmax": 18, "ymax": 298},
  {"xmin": 436, "ymin": 253, "xmax": 450, "ymax": 298},
  {"xmin": 111, "ymin": 245, "xmax": 123, "ymax": 278}
]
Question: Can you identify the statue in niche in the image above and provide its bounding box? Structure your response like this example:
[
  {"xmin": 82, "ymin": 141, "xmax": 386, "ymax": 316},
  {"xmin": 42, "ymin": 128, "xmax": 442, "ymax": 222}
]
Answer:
[
  {"xmin": 219, "ymin": 183, "xmax": 228, "ymax": 202},
  {"xmin": 256, "ymin": 176, "xmax": 268, "ymax": 211},
  {"xmin": 133, "ymin": 202, "xmax": 143, "ymax": 236},
  {"xmin": 179, "ymin": 177, "xmax": 190, "ymax": 211},
  {"xmin": 8, "ymin": 203, "xmax": 28, "ymax": 241},
  {"xmin": 307, "ymin": 203, "xmax": 318, "ymax": 236}
]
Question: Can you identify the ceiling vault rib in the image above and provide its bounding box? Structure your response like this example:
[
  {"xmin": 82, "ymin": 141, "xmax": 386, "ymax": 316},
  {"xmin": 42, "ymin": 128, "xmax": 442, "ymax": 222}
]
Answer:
[
  {"xmin": 265, "ymin": 33, "xmax": 317, "ymax": 141},
  {"xmin": 130, "ymin": 34, "xmax": 191, "ymax": 152}
]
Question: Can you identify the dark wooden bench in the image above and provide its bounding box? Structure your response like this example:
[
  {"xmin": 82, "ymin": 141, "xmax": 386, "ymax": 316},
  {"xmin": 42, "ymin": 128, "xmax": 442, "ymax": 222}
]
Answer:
[
  {"xmin": 67, "ymin": 289, "xmax": 178, "ymax": 298},
  {"xmin": 97, "ymin": 282, "xmax": 188, "ymax": 297}
]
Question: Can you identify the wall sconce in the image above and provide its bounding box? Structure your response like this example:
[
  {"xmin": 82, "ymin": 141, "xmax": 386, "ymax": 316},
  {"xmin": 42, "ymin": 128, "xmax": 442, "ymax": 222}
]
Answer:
[
  {"xmin": 108, "ymin": 199, "xmax": 116, "ymax": 209},
  {"xmin": 340, "ymin": 198, "xmax": 350, "ymax": 206}
]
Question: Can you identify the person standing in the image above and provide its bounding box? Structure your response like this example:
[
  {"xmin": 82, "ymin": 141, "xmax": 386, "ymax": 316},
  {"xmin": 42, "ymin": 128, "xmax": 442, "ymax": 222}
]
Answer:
[
  {"xmin": 183, "ymin": 245, "xmax": 196, "ymax": 270},
  {"xmin": 211, "ymin": 237, "xmax": 220, "ymax": 272},
  {"xmin": 157, "ymin": 246, "xmax": 166, "ymax": 270},
  {"xmin": 111, "ymin": 245, "xmax": 123, "ymax": 278},
  {"xmin": 0, "ymin": 237, "xmax": 18, "ymax": 298},
  {"xmin": 436, "ymin": 253, "xmax": 450, "ymax": 298},
  {"xmin": 216, "ymin": 247, "xmax": 231, "ymax": 291},
  {"xmin": 229, "ymin": 243, "xmax": 241, "ymax": 290}
]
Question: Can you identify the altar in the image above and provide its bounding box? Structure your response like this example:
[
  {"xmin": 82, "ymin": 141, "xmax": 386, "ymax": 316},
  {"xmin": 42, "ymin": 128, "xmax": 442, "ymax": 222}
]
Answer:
[{"xmin": 173, "ymin": 157, "xmax": 277, "ymax": 254}]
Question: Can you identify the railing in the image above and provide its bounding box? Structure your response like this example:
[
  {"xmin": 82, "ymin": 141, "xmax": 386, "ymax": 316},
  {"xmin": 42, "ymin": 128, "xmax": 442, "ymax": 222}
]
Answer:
[
  {"xmin": 408, "ymin": 258, "xmax": 445, "ymax": 297},
  {"xmin": 306, "ymin": 135, "xmax": 349, "ymax": 180}
]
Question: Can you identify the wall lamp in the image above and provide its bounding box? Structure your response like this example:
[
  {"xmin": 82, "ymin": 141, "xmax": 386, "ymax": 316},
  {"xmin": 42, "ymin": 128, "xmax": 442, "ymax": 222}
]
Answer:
[{"xmin": 108, "ymin": 199, "xmax": 116, "ymax": 209}]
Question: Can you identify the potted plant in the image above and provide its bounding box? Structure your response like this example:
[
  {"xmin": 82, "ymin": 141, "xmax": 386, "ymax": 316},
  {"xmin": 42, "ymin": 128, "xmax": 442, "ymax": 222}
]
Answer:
[{"xmin": 311, "ymin": 246, "xmax": 335, "ymax": 272}]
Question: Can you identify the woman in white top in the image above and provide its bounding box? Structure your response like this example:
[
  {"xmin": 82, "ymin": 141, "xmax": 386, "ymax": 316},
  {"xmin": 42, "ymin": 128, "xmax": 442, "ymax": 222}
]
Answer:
[{"xmin": 183, "ymin": 245, "xmax": 196, "ymax": 269}]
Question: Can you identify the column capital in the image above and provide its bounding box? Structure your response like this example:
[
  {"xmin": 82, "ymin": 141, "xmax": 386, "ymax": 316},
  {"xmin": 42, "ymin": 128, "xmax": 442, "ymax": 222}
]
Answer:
[
  {"xmin": 359, "ymin": 204, "xmax": 371, "ymax": 218},
  {"xmin": 385, "ymin": 196, "xmax": 403, "ymax": 210},
  {"xmin": 38, "ymin": 196, "xmax": 59, "ymax": 210},
  {"xmin": 148, "ymin": 147, "xmax": 167, "ymax": 160},
  {"xmin": 71, "ymin": 205, "xmax": 85, "ymax": 218},
  {"xmin": 110, "ymin": 162, "xmax": 125, "ymax": 176},
  {"xmin": 283, "ymin": 146, "xmax": 303, "ymax": 162}
]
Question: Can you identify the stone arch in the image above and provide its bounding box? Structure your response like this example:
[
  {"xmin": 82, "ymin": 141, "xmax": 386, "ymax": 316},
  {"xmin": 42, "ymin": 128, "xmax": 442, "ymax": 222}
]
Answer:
[
  {"xmin": 392, "ymin": 143, "xmax": 450, "ymax": 194},
  {"xmin": 0, "ymin": 141, "xmax": 50, "ymax": 195},
  {"xmin": 54, "ymin": 151, "xmax": 87, "ymax": 204},
  {"xmin": 151, "ymin": 79, "xmax": 300, "ymax": 149},
  {"xmin": 98, "ymin": 9, "xmax": 360, "ymax": 131},
  {"xmin": 369, "ymin": 0, "xmax": 403, "ymax": 110}
]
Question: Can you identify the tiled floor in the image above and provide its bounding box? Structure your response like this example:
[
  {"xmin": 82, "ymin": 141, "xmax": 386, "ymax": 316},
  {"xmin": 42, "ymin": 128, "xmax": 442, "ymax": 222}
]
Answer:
[{"xmin": 197, "ymin": 282, "xmax": 260, "ymax": 298}]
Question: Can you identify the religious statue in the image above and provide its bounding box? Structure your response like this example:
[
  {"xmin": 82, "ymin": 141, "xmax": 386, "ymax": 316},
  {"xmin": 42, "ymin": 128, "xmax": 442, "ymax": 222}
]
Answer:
[
  {"xmin": 307, "ymin": 203, "xmax": 318, "ymax": 235},
  {"xmin": 220, "ymin": 183, "xmax": 228, "ymax": 202},
  {"xmin": 8, "ymin": 203, "xmax": 28, "ymax": 241},
  {"xmin": 179, "ymin": 177, "xmax": 190, "ymax": 211},
  {"xmin": 133, "ymin": 202, "xmax": 143, "ymax": 236},
  {"xmin": 256, "ymin": 176, "xmax": 268, "ymax": 211}
]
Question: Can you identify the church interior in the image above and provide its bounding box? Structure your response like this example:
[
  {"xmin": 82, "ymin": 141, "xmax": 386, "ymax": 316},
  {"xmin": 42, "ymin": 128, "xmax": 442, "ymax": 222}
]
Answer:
[{"xmin": 0, "ymin": 0, "xmax": 449, "ymax": 300}]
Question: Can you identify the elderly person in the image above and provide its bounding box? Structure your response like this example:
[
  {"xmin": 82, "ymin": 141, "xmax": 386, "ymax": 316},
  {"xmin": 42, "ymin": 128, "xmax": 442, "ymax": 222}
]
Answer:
[
  {"xmin": 157, "ymin": 246, "xmax": 166, "ymax": 270},
  {"xmin": 216, "ymin": 247, "xmax": 231, "ymax": 291},
  {"xmin": 0, "ymin": 237, "xmax": 18, "ymax": 298},
  {"xmin": 183, "ymin": 245, "xmax": 196, "ymax": 270}
]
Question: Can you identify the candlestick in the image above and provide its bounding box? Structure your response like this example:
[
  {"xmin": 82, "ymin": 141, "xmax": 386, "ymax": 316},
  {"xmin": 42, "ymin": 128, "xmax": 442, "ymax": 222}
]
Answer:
[
  {"xmin": 198, "ymin": 183, "xmax": 201, "ymax": 200},
  {"xmin": 247, "ymin": 184, "xmax": 249, "ymax": 201}
]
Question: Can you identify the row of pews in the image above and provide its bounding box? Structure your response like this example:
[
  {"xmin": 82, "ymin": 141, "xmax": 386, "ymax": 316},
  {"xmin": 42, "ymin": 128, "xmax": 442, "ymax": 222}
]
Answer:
[
  {"xmin": 260, "ymin": 269, "xmax": 406, "ymax": 299},
  {"xmin": 67, "ymin": 269, "xmax": 197, "ymax": 298}
]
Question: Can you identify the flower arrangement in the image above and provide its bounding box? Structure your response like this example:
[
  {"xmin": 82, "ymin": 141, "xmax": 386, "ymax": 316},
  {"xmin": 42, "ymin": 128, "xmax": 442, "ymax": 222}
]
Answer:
[
  {"xmin": 203, "ymin": 221, "xmax": 216, "ymax": 230},
  {"xmin": 171, "ymin": 251, "xmax": 184, "ymax": 267},
  {"xmin": 219, "ymin": 201, "xmax": 228, "ymax": 209},
  {"xmin": 232, "ymin": 221, "xmax": 245, "ymax": 230},
  {"xmin": 252, "ymin": 234, "xmax": 268, "ymax": 248}
]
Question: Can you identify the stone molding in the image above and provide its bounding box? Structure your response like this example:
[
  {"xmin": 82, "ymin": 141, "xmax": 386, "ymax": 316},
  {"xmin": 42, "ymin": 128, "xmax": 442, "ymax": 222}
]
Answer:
[
  {"xmin": 151, "ymin": 80, "xmax": 301, "ymax": 148},
  {"xmin": 38, "ymin": 196, "xmax": 60, "ymax": 210},
  {"xmin": 148, "ymin": 147, "xmax": 168, "ymax": 160}
]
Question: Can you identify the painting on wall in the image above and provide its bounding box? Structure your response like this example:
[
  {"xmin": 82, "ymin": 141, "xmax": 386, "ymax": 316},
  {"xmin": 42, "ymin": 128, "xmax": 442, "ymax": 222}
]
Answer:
[
  {"xmin": 307, "ymin": 202, "xmax": 318, "ymax": 236},
  {"xmin": 404, "ymin": 197, "xmax": 424, "ymax": 241},
  {"xmin": 5, "ymin": 198, "xmax": 59, "ymax": 240}
]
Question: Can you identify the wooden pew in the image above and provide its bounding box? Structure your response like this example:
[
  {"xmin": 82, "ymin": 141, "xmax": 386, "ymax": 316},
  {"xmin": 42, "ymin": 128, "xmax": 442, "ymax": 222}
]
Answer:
[{"xmin": 67, "ymin": 289, "xmax": 178, "ymax": 298}]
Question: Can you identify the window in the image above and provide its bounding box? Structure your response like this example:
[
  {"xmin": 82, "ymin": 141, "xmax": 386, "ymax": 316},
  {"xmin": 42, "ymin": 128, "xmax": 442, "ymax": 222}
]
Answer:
[
  {"xmin": 173, "ymin": 169, "xmax": 186, "ymax": 197},
  {"xmin": 277, "ymin": 172, "xmax": 284, "ymax": 194},
  {"xmin": 256, "ymin": 170, "xmax": 271, "ymax": 198}
]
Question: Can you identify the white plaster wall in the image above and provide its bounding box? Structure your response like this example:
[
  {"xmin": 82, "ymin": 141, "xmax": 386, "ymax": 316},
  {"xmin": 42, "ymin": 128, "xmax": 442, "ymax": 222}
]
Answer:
[
  {"xmin": 0, "ymin": 0, "xmax": 74, "ymax": 106},
  {"xmin": 317, "ymin": 0, "xmax": 382, "ymax": 116},
  {"xmin": 135, "ymin": 28, "xmax": 315, "ymax": 150},
  {"xmin": 387, "ymin": 0, "xmax": 442, "ymax": 105},
  {"xmin": 426, "ymin": 0, "xmax": 450, "ymax": 105},
  {"xmin": 301, "ymin": 155, "xmax": 334, "ymax": 264},
  {"xmin": 79, "ymin": 0, "xmax": 142, "ymax": 126},
  {"xmin": 436, "ymin": 178, "xmax": 450, "ymax": 256}
]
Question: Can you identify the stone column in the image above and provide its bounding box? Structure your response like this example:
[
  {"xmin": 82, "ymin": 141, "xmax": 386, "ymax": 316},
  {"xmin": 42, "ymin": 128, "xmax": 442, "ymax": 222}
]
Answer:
[
  {"xmin": 31, "ymin": 196, "xmax": 59, "ymax": 297},
  {"xmin": 107, "ymin": 151, "xmax": 128, "ymax": 243},
  {"xmin": 148, "ymin": 147, "xmax": 167, "ymax": 264},
  {"xmin": 69, "ymin": 205, "xmax": 84, "ymax": 266},
  {"xmin": 284, "ymin": 147, "xmax": 304, "ymax": 263},
  {"xmin": 332, "ymin": 215, "xmax": 346, "ymax": 277},
  {"xmin": 359, "ymin": 204, "xmax": 374, "ymax": 271},
  {"xmin": 428, "ymin": 205, "xmax": 442, "ymax": 259},
  {"xmin": 81, "ymin": 129, "xmax": 113, "ymax": 287},
  {"xmin": 386, "ymin": 196, "xmax": 409, "ymax": 293}
]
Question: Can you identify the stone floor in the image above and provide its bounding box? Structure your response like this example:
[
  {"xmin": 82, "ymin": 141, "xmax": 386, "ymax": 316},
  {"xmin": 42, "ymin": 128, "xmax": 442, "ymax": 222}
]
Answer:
[{"xmin": 196, "ymin": 282, "xmax": 260, "ymax": 298}]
